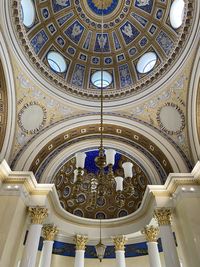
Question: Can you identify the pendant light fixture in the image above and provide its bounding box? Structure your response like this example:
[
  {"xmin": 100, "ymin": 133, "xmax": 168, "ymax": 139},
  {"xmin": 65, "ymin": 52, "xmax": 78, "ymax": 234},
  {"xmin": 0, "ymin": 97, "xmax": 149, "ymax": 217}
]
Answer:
[{"xmin": 95, "ymin": 219, "xmax": 106, "ymax": 262}]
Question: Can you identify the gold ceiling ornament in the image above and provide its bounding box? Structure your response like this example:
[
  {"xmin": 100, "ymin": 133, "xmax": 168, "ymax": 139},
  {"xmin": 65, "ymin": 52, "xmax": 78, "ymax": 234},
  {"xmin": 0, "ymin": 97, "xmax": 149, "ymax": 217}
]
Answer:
[
  {"xmin": 113, "ymin": 235, "xmax": 127, "ymax": 251},
  {"xmin": 154, "ymin": 208, "xmax": 172, "ymax": 226},
  {"xmin": 28, "ymin": 206, "xmax": 48, "ymax": 224},
  {"xmin": 142, "ymin": 226, "xmax": 159, "ymax": 243},
  {"xmin": 92, "ymin": 0, "xmax": 113, "ymax": 9},
  {"xmin": 74, "ymin": 235, "xmax": 88, "ymax": 250},
  {"xmin": 42, "ymin": 224, "xmax": 58, "ymax": 241}
]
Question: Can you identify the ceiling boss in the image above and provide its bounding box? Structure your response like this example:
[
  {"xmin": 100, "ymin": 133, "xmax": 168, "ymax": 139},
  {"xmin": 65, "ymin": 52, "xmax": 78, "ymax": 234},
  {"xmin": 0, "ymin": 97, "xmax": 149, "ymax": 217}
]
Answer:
[
  {"xmin": 92, "ymin": 0, "xmax": 114, "ymax": 9},
  {"xmin": 87, "ymin": 0, "xmax": 119, "ymax": 15}
]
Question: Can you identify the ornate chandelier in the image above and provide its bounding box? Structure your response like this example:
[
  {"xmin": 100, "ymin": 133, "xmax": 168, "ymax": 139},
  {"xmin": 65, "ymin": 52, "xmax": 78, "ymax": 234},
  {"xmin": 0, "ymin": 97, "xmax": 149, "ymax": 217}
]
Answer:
[{"xmin": 72, "ymin": 0, "xmax": 135, "ymax": 210}]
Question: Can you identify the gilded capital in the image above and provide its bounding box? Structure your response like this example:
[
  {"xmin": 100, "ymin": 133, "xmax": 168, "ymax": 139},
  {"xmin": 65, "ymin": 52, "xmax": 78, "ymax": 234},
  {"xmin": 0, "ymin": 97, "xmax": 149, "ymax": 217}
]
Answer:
[
  {"xmin": 142, "ymin": 226, "xmax": 159, "ymax": 242},
  {"xmin": 113, "ymin": 236, "xmax": 127, "ymax": 251},
  {"xmin": 28, "ymin": 206, "xmax": 48, "ymax": 224},
  {"xmin": 154, "ymin": 208, "xmax": 172, "ymax": 226},
  {"xmin": 74, "ymin": 235, "xmax": 88, "ymax": 250},
  {"xmin": 42, "ymin": 224, "xmax": 58, "ymax": 241}
]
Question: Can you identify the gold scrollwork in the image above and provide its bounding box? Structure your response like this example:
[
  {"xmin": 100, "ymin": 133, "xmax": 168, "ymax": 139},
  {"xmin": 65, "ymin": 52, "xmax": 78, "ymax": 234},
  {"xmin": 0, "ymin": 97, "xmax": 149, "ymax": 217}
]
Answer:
[
  {"xmin": 154, "ymin": 208, "xmax": 172, "ymax": 226},
  {"xmin": 28, "ymin": 206, "xmax": 48, "ymax": 224},
  {"xmin": 74, "ymin": 234, "xmax": 88, "ymax": 250},
  {"xmin": 113, "ymin": 235, "xmax": 127, "ymax": 251},
  {"xmin": 142, "ymin": 226, "xmax": 159, "ymax": 242},
  {"xmin": 42, "ymin": 224, "xmax": 58, "ymax": 241}
]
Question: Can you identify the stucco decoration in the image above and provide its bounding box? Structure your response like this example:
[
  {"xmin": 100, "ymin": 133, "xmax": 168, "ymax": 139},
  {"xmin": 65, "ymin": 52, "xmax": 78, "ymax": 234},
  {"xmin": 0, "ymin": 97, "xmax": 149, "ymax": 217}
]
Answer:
[
  {"xmin": 0, "ymin": 60, "xmax": 8, "ymax": 154},
  {"xmin": 11, "ymin": 0, "xmax": 194, "ymax": 100}
]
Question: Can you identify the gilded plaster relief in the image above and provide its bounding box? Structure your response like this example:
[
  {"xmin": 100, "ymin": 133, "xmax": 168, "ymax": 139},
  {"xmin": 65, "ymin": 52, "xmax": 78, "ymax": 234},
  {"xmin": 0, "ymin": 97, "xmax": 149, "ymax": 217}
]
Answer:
[
  {"xmin": 0, "ymin": 60, "xmax": 8, "ymax": 152},
  {"xmin": 11, "ymin": 0, "xmax": 194, "ymax": 100}
]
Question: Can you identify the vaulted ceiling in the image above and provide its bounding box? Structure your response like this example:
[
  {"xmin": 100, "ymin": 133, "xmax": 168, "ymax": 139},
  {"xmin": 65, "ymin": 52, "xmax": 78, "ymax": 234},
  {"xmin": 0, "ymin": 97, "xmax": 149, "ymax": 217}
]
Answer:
[{"xmin": 0, "ymin": 0, "xmax": 199, "ymax": 219}]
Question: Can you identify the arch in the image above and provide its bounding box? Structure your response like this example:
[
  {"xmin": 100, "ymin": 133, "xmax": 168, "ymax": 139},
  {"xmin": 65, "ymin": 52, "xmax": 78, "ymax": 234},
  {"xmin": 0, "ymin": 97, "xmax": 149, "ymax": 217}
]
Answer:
[
  {"xmin": 0, "ymin": 31, "xmax": 16, "ymax": 162},
  {"xmin": 188, "ymin": 45, "xmax": 200, "ymax": 162},
  {"xmin": 12, "ymin": 114, "xmax": 189, "ymax": 178}
]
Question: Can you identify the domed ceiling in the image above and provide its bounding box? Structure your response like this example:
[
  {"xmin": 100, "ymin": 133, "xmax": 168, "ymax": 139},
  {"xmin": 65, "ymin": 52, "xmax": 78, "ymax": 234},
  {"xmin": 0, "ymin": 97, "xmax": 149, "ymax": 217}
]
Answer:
[
  {"xmin": 7, "ymin": 0, "xmax": 197, "ymax": 221},
  {"xmin": 54, "ymin": 150, "xmax": 148, "ymax": 219},
  {"xmin": 12, "ymin": 0, "xmax": 192, "ymax": 100}
]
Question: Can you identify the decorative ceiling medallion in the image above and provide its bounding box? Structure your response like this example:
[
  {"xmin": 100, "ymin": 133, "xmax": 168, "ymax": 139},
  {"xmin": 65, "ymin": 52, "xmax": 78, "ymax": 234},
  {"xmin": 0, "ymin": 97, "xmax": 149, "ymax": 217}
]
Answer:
[
  {"xmin": 11, "ymin": 0, "xmax": 193, "ymax": 100},
  {"xmin": 87, "ymin": 0, "xmax": 119, "ymax": 15},
  {"xmin": 18, "ymin": 102, "xmax": 47, "ymax": 134},
  {"xmin": 156, "ymin": 103, "xmax": 185, "ymax": 135},
  {"xmin": 54, "ymin": 151, "xmax": 148, "ymax": 219}
]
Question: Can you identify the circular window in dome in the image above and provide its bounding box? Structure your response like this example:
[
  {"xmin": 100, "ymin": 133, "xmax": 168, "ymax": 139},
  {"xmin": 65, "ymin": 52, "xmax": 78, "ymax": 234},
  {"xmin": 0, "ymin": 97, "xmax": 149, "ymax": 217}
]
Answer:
[
  {"xmin": 47, "ymin": 51, "xmax": 67, "ymax": 73},
  {"xmin": 170, "ymin": 0, "xmax": 185, "ymax": 29},
  {"xmin": 137, "ymin": 52, "xmax": 157, "ymax": 74},
  {"xmin": 91, "ymin": 70, "xmax": 112, "ymax": 88},
  {"xmin": 21, "ymin": 0, "xmax": 36, "ymax": 28}
]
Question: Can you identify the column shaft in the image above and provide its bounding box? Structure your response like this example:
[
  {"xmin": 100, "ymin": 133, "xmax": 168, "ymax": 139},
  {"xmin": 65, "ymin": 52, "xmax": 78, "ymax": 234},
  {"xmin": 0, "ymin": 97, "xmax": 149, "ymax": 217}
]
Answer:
[
  {"xmin": 20, "ymin": 224, "xmax": 42, "ymax": 267},
  {"xmin": 38, "ymin": 240, "xmax": 54, "ymax": 267},
  {"xmin": 74, "ymin": 250, "xmax": 85, "ymax": 267},
  {"xmin": 115, "ymin": 250, "xmax": 126, "ymax": 267},
  {"xmin": 160, "ymin": 225, "xmax": 181, "ymax": 267},
  {"xmin": 147, "ymin": 242, "xmax": 162, "ymax": 267}
]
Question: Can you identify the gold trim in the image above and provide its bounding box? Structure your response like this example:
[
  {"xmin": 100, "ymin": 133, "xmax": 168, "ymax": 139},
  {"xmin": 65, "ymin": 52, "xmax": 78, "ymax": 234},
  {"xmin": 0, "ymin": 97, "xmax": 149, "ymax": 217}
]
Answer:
[
  {"xmin": 74, "ymin": 234, "xmax": 88, "ymax": 250},
  {"xmin": 42, "ymin": 224, "xmax": 58, "ymax": 241},
  {"xmin": 154, "ymin": 208, "xmax": 172, "ymax": 226},
  {"xmin": 28, "ymin": 206, "xmax": 48, "ymax": 224},
  {"xmin": 142, "ymin": 226, "xmax": 159, "ymax": 242},
  {"xmin": 113, "ymin": 235, "xmax": 127, "ymax": 251}
]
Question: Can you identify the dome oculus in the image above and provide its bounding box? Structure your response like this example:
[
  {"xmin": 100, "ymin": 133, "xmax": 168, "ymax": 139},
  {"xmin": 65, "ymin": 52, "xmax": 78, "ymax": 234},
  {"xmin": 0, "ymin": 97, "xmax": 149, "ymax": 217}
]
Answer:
[
  {"xmin": 136, "ymin": 52, "xmax": 157, "ymax": 74},
  {"xmin": 170, "ymin": 0, "xmax": 185, "ymax": 29},
  {"xmin": 47, "ymin": 51, "xmax": 67, "ymax": 73},
  {"xmin": 21, "ymin": 0, "xmax": 36, "ymax": 28},
  {"xmin": 91, "ymin": 70, "xmax": 113, "ymax": 88}
]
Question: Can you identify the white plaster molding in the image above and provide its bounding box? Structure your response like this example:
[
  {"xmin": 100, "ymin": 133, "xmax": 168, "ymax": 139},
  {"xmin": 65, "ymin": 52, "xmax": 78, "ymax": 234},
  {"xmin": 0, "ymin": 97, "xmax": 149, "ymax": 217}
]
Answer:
[
  {"xmin": 39, "ymin": 139, "xmax": 160, "ymax": 185},
  {"xmin": 13, "ymin": 115, "xmax": 189, "ymax": 173},
  {"xmin": 1, "ymin": 160, "xmax": 200, "ymax": 240},
  {"xmin": 0, "ymin": 31, "xmax": 16, "ymax": 162},
  {"xmin": 1, "ymin": 0, "xmax": 200, "ymax": 108},
  {"xmin": 187, "ymin": 45, "xmax": 200, "ymax": 162}
]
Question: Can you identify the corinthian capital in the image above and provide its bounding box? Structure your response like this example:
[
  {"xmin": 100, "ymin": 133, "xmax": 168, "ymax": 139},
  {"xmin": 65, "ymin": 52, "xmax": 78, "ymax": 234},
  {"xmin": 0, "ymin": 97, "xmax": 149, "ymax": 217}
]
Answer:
[
  {"xmin": 28, "ymin": 206, "xmax": 48, "ymax": 224},
  {"xmin": 113, "ymin": 236, "xmax": 127, "ymax": 251},
  {"xmin": 74, "ymin": 235, "xmax": 88, "ymax": 250},
  {"xmin": 42, "ymin": 224, "xmax": 58, "ymax": 241},
  {"xmin": 154, "ymin": 208, "xmax": 172, "ymax": 226},
  {"xmin": 142, "ymin": 226, "xmax": 159, "ymax": 242}
]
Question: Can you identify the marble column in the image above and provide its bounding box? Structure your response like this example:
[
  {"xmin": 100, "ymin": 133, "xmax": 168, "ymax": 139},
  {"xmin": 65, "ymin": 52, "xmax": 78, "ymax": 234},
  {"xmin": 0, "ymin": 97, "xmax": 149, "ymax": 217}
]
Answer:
[
  {"xmin": 38, "ymin": 224, "xmax": 58, "ymax": 267},
  {"xmin": 154, "ymin": 208, "xmax": 181, "ymax": 267},
  {"xmin": 20, "ymin": 207, "xmax": 48, "ymax": 267},
  {"xmin": 142, "ymin": 226, "xmax": 162, "ymax": 267},
  {"xmin": 113, "ymin": 236, "xmax": 127, "ymax": 267},
  {"xmin": 74, "ymin": 235, "xmax": 88, "ymax": 267}
]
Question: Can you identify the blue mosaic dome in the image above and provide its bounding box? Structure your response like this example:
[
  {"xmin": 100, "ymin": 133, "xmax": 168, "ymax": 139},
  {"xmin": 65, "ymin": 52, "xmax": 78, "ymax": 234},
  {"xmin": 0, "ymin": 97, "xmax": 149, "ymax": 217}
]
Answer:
[{"xmin": 13, "ymin": 0, "xmax": 193, "ymax": 100}]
